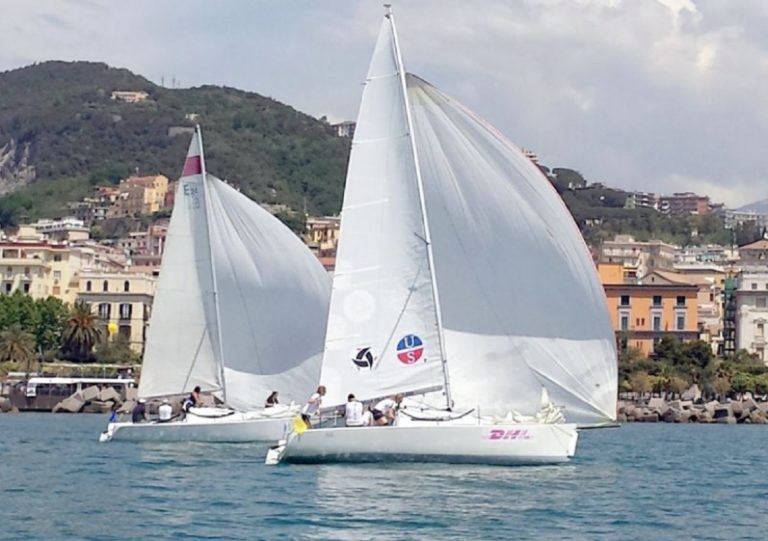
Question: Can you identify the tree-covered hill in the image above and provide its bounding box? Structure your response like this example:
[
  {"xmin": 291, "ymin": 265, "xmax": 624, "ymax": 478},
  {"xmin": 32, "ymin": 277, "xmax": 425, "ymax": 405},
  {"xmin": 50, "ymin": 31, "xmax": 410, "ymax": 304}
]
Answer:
[{"xmin": 0, "ymin": 61, "xmax": 350, "ymax": 224}]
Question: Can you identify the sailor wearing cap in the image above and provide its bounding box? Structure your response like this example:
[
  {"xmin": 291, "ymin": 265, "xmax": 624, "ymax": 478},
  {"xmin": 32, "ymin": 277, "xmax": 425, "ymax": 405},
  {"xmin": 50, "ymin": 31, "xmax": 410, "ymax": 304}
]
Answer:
[{"xmin": 132, "ymin": 398, "xmax": 147, "ymax": 423}]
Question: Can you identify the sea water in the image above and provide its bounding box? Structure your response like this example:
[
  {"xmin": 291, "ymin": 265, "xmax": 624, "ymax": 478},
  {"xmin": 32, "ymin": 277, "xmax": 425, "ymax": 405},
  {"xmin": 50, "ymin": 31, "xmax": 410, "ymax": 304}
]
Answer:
[{"xmin": 1, "ymin": 414, "xmax": 766, "ymax": 541}]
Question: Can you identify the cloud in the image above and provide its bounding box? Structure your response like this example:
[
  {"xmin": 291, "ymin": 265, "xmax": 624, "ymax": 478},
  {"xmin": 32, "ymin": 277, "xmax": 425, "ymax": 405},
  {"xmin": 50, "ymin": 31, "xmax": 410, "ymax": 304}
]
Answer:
[{"xmin": 0, "ymin": 0, "xmax": 766, "ymax": 207}]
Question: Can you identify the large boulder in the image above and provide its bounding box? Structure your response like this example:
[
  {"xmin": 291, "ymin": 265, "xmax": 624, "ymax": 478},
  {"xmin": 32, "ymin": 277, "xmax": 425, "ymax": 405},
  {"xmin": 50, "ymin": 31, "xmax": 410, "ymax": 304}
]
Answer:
[
  {"xmin": 125, "ymin": 387, "xmax": 138, "ymax": 401},
  {"xmin": 648, "ymin": 397, "xmax": 666, "ymax": 411},
  {"xmin": 714, "ymin": 405, "xmax": 736, "ymax": 424},
  {"xmin": 681, "ymin": 384, "xmax": 702, "ymax": 402},
  {"xmin": 667, "ymin": 400, "xmax": 683, "ymax": 411},
  {"xmin": 641, "ymin": 411, "xmax": 660, "ymax": 423},
  {"xmin": 53, "ymin": 395, "xmax": 85, "ymax": 413},
  {"xmin": 731, "ymin": 401, "xmax": 745, "ymax": 418},
  {"xmin": 0, "ymin": 397, "xmax": 12, "ymax": 412},
  {"xmin": 82, "ymin": 400, "xmax": 113, "ymax": 414},
  {"xmin": 80, "ymin": 385, "xmax": 101, "ymax": 402},
  {"xmin": 704, "ymin": 401, "xmax": 720, "ymax": 416},
  {"xmin": 661, "ymin": 408, "xmax": 682, "ymax": 423},
  {"xmin": 749, "ymin": 410, "xmax": 768, "ymax": 424},
  {"xmin": 99, "ymin": 387, "xmax": 122, "ymax": 403}
]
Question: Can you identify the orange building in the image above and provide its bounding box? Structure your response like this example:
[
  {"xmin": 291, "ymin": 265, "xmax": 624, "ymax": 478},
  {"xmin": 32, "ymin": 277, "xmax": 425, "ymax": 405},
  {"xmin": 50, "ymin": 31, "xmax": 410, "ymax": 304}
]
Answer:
[{"xmin": 599, "ymin": 263, "xmax": 699, "ymax": 355}]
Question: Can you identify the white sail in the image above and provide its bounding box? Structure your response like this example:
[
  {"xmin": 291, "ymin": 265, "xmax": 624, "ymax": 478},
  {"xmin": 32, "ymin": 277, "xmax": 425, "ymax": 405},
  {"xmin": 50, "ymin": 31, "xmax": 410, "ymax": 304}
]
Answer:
[
  {"xmin": 406, "ymin": 74, "xmax": 618, "ymax": 424},
  {"xmin": 206, "ymin": 174, "xmax": 331, "ymax": 410},
  {"xmin": 139, "ymin": 129, "xmax": 222, "ymax": 399},
  {"xmin": 318, "ymin": 17, "xmax": 446, "ymax": 408}
]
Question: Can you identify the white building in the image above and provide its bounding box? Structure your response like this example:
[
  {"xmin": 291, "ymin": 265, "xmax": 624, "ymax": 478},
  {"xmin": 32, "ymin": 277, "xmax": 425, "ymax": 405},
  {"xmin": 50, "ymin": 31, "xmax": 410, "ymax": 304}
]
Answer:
[
  {"xmin": 724, "ymin": 209, "xmax": 768, "ymax": 230},
  {"xmin": 735, "ymin": 271, "xmax": 768, "ymax": 364},
  {"xmin": 31, "ymin": 217, "xmax": 90, "ymax": 242}
]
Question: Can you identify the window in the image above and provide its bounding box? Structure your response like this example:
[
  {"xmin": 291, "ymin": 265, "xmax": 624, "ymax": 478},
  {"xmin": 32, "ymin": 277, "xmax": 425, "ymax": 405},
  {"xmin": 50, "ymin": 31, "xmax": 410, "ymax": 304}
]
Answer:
[
  {"xmin": 4, "ymin": 283, "xmax": 11, "ymax": 294},
  {"xmin": 652, "ymin": 295, "xmax": 662, "ymax": 307},
  {"xmin": 757, "ymin": 297, "xmax": 767, "ymax": 309},
  {"xmin": 53, "ymin": 271, "xmax": 61, "ymax": 280},
  {"xmin": 757, "ymin": 347, "xmax": 765, "ymax": 362},
  {"xmin": 102, "ymin": 280, "xmax": 108, "ymax": 292},
  {"xmin": 620, "ymin": 295, "xmax": 630, "ymax": 307},
  {"xmin": 23, "ymin": 283, "xmax": 30, "ymax": 293},
  {"xmin": 676, "ymin": 314, "xmax": 685, "ymax": 330},
  {"xmin": 123, "ymin": 280, "xmax": 130, "ymax": 293},
  {"xmin": 758, "ymin": 323, "xmax": 765, "ymax": 337},
  {"xmin": 53, "ymin": 254, "xmax": 62, "ymax": 262},
  {"xmin": 86, "ymin": 281, "xmax": 92, "ymax": 292},
  {"xmin": 653, "ymin": 315, "xmax": 661, "ymax": 331},
  {"xmin": 676, "ymin": 296, "xmax": 686, "ymax": 307},
  {"xmin": 98, "ymin": 303, "xmax": 111, "ymax": 319},
  {"xmin": 119, "ymin": 325, "xmax": 131, "ymax": 340},
  {"xmin": 752, "ymin": 283, "xmax": 758, "ymax": 290},
  {"xmin": 119, "ymin": 303, "xmax": 132, "ymax": 320},
  {"xmin": 620, "ymin": 315, "xmax": 629, "ymax": 331}
]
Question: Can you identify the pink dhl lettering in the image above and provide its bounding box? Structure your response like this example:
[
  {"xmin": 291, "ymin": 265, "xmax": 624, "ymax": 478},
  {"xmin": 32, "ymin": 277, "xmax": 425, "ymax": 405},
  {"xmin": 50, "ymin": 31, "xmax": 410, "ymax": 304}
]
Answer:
[{"xmin": 487, "ymin": 429, "xmax": 531, "ymax": 440}]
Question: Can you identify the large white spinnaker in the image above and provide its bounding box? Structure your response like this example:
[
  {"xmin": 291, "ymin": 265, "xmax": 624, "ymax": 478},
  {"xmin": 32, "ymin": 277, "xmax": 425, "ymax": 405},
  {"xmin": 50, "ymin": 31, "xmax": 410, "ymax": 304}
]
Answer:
[
  {"xmin": 318, "ymin": 16, "xmax": 446, "ymax": 408},
  {"xmin": 406, "ymin": 75, "xmax": 618, "ymax": 424},
  {"xmin": 206, "ymin": 175, "xmax": 331, "ymax": 411},
  {"xmin": 139, "ymin": 129, "xmax": 223, "ymax": 399}
]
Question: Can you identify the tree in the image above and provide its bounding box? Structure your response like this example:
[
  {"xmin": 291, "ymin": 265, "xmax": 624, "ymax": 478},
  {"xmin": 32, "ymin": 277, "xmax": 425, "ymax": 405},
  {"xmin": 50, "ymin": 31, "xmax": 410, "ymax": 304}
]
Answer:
[
  {"xmin": 713, "ymin": 377, "xmax": 731, "ymax": 400},
  {"xmin": 31, "ymin": 297, "xmax": 69, "ymax": 355},
  {"xmin": 62, "ymin": 301, "xmax": 102, "ymax": 362},
  {"xmin": 0, "ymin": 324, "xmax": 37, "ymax": 377},
  {"xmin": 94, "ymin": 334, "xmax": 140, "ymax": 364},
  {"xmin": 629, "ymin": 371, "xmax": 652, "ymax": 400}
]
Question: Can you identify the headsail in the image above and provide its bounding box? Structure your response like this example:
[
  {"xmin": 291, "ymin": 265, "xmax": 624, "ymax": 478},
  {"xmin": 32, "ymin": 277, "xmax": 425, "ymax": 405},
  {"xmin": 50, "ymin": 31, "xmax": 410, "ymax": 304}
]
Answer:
[
  {"xmin": 318, "ymin": 15, "xmax": 446, "ymax": 408},
  {"xmin": 139, "ymin": 127, "xmax": 223, "ymax": 399},
  {"xmin": 206, "ymin": 174, "xmax": 331, "ymax": 410},
  {"xmin": 406, "ymin": 74, "xmax": 618, "ymax": 424}
]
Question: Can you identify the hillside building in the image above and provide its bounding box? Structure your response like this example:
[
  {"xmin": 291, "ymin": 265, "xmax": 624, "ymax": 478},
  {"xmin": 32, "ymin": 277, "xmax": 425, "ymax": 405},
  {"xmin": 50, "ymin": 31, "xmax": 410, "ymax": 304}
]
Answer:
[
  {"xmin": 77, "ymin": 272, "xmax": 156, "ymax": 353},
  {"xmin": 734, "ymin": 271, "xmax": 768, "ymax": 365}
]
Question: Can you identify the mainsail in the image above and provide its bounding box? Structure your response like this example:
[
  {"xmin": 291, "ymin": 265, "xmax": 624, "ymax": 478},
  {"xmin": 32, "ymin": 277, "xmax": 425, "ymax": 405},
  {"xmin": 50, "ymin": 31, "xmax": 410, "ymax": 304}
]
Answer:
[
  {"xmin": 318, "ymin": 15, "xmax": 446, "ymax": 408},
  {"xmin": 139, "ymin": 127, "xmax": 331, "ymax": 408},
  {"xmin": 139, "ymin": 130, "xmax": 222, "ymax": 398},
  {"xmin": 318, "ymin": 11, "xmax": 617, "ymax": 424}
]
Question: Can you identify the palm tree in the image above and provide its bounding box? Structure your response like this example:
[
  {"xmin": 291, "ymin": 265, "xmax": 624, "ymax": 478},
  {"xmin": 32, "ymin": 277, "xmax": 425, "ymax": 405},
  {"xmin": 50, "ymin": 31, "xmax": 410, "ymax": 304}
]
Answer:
[
  {"xmin": 62, "ymin": 301, "xmax": 102, "ymax": 362},
  {"xmin": 0, "ymin": 324, "xmax": 37, "ymax": 377}
]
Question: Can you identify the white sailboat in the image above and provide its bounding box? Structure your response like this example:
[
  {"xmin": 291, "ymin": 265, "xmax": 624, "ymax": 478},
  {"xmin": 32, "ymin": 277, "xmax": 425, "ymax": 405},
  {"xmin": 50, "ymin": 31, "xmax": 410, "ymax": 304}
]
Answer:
[
  {"xmin": 266, "ymin": 7, "xmax": 617, "ymax": 465},
  {"xmin": 101, "ymin": 126, "xmax": 331, "ymax": 442}
]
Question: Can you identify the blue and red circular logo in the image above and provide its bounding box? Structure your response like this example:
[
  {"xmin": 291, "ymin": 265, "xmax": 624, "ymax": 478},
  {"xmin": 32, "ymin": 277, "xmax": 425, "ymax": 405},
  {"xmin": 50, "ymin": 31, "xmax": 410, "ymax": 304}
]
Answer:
[{"xmin": 396, "ymin": 334, "xmax": 424, "ymax": 365}]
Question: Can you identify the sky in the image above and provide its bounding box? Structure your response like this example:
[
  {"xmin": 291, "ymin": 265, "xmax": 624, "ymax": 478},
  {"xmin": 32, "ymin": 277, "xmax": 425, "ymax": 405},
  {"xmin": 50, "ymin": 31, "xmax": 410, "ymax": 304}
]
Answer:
[{"xmin": 2, "ymin": 0, "xmax": 767, "ymax": 207}]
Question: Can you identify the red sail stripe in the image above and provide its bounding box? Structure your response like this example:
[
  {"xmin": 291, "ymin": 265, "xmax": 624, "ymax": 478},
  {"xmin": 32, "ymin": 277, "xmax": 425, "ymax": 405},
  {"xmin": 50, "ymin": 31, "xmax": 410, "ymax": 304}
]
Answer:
[{"xmin": 181, "ymin": 156, "xmax": 202, "ymax": 177}]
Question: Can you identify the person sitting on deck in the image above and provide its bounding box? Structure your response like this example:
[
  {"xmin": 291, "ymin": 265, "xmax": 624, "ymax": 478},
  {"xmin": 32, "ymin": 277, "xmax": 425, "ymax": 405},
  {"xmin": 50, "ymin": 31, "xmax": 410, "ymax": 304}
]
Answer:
[
  {"xmin": 182, "ymin": 386, "xmax": 202, "ymax": 412},
  {"xmin": 371, "ymin": 394, "xmax": 403, "ymax": 426},
  {"xmin": 131, "ymin": 399, "xmax": 147, "ymax": 423},
  {"xmin": 265, "ymin": 391, "xmax": 279, "ymax": 408},
  {"xmin": 301, "ymin": 385, "xmax": 326, "ymax": 428},
  {"xmin": 344, "ymin": 393, "xmax": 366, "ymax": 427},
  {"xmin": 158, "ymin": 399, "xmax": 173, "ymax": 422}
]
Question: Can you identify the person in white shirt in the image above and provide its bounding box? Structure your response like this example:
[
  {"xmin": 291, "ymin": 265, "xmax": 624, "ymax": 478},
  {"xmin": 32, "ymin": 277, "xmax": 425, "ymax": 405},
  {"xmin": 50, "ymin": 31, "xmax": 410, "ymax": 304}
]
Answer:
[
  {"xmin": 158, "ymin": 399, "xmax": 173, "ymax": 422},
  {"xmin": 371, "ymin": 393, "xmax": 403, "ymax": 426},
  {"xmin": 301, "ymin": 385, "xmax": 326, "ymax": 428},
  {"xmin": 344, "ymin": 393, "xmax": 366, "ymax": 427}
]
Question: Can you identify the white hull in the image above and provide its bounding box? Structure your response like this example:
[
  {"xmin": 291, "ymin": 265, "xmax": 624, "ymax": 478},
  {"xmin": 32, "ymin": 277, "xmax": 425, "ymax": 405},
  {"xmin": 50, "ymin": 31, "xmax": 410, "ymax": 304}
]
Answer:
[
  {"xmin": 101, "ymin": 409, "xmax": 292, "ymax": 443},
  {"xmin": 267, "ymin": 421, "xmax": 579, "ymax": 466}
]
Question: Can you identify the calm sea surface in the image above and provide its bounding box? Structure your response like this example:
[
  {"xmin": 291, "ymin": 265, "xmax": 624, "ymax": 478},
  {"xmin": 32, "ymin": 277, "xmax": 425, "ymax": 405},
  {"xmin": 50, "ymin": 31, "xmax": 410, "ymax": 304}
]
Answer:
[{"xmin": 1, "ymin": 414, "xmax": 767, "ymax": 541}]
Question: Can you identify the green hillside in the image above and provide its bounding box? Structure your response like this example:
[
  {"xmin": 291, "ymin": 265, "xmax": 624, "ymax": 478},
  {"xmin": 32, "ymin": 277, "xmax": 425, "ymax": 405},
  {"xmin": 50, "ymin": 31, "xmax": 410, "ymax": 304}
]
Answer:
[{"xmin": 0, "ymin": 61, "xmax": 350, "ymax": 225}]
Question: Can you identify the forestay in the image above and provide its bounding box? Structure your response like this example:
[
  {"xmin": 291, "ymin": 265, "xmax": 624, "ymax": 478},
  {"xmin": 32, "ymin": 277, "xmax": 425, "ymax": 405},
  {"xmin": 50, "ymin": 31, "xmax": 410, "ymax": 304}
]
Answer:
[
  {"xmin": 318, "ymin": 17, "xmax": 446, "ymax": 408},
  {"xmin": 406, "ymin": 74, "xmax": 618, "ymax": 424},
  {"xmin": 206, "ymin": 174, "xmax": 330, "ymax": 410},
  {"xmin": 139, "ymin": 131, "xmax": 222, "ymax": 399}
]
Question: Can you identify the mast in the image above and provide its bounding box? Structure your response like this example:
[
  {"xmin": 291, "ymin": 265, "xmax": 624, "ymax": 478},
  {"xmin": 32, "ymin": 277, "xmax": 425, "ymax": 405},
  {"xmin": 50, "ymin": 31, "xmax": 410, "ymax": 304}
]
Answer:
[
  {"xmin": 386, "ymin": 6, "xmax": 453, "ymax": 410},
  {"xmin": 196, "ymin": 125, "xmax": 228, "ymax": 404}
]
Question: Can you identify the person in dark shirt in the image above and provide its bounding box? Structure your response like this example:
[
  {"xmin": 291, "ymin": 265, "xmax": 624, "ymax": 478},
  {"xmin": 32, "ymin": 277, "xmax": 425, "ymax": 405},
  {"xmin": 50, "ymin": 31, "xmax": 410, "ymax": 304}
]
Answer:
[
  {"xmin": 182, "ymin": 386, "xmax": 202, "ymax": 412},
  {"xmin": 131, "ymin": 399, "xmax": 147, "ymax": 423},
  {"xmin": 265, "ymin": 391, "xmax": 279, "ymax": 408}
]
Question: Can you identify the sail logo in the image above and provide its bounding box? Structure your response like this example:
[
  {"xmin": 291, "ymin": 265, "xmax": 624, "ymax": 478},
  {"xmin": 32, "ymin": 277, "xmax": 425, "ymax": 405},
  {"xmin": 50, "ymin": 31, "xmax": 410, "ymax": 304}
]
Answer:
[
  {"xmin": 352, "ymin": 347, "xmax": 375, "ymax": 370},
  {"xmin": 487, "ymin": 429, "xmax": 531, "ymax": 441},
  {"xmin": 396, "ymin": 334, "xmax": 424, "ymax": 365}
]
